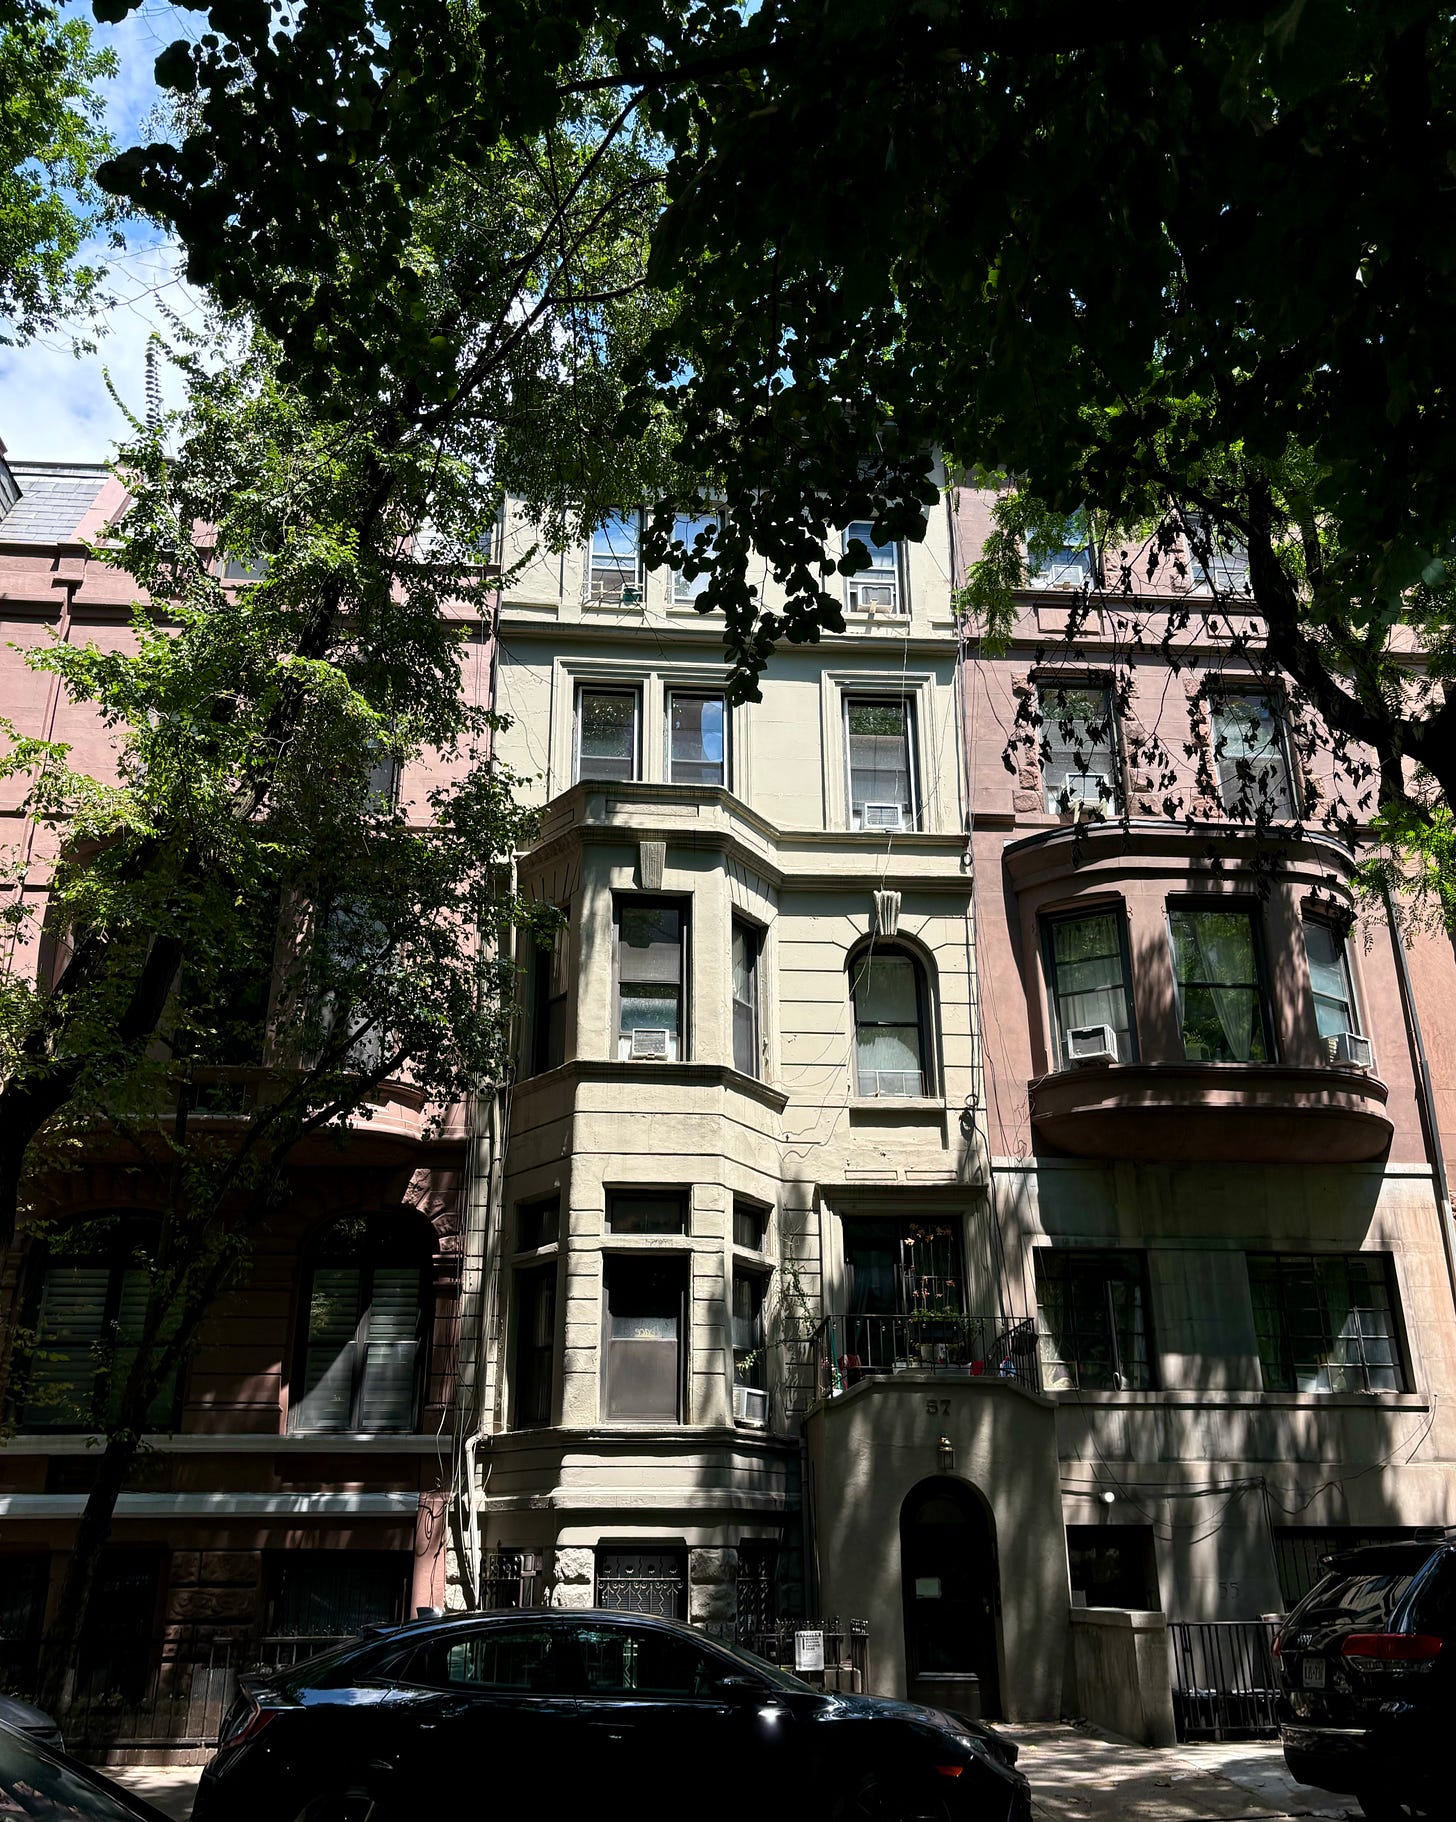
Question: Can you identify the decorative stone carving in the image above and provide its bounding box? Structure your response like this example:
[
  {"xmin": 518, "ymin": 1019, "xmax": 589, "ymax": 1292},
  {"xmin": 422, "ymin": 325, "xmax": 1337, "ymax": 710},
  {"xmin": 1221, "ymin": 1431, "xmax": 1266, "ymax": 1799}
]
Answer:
[
  {"xmin": 872, "ymin": 888, "xmax": 901, "ymax": 937},
  {"xmin": 639, "ymin": 840, "xmax": 665, "ymax": 890}
]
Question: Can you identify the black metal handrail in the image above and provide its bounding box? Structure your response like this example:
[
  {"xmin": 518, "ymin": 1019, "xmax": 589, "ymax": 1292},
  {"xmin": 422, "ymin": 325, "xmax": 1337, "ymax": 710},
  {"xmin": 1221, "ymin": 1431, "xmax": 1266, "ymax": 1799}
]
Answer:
[
  {"xmin": 812, "ymin": 1313, "xmax": 1041, "ymax": 1396},
  {"xmin": 1169, "ymin": 1619, "xmax": 1281, "ymax": 1741}
]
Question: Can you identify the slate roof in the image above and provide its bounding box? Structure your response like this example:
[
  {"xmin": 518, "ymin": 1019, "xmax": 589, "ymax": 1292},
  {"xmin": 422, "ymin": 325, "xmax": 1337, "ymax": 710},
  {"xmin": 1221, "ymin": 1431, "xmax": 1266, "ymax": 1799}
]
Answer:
[{"xmin": 0, "ymin": 462, "xmax": 111, "ymax": 544}]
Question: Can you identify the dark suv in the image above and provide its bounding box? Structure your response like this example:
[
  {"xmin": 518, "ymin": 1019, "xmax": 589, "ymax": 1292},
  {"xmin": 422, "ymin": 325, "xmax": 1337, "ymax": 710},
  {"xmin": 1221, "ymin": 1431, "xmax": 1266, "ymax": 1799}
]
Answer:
[
  {"xmin": 194, "ymin": 1608, "xmax": 1030, "ymax": 1822},
  {"xmin": 1276, "ymin": 1538, "xmax": 1455, "ymax": 1820}
]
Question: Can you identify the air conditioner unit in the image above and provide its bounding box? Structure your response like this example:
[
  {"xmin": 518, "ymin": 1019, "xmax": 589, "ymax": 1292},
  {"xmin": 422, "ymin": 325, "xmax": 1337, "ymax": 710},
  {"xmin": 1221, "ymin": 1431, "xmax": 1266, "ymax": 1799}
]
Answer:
[
  {"xmin": 862, "ymin": 802, "xmax": 904, "ymax": 831},
  {"xmin": 1065, "ymin": 1024, "xmax": 1119, "ymax": 1065},
  {"xmin": 1327, "ymin": 1031, "xmax": 1375, "ymax": 1070},
  {"xmin": 629, "ymin": 1027, "xmax": 669, "ymax": 1060},
  {"xmin": 733, "ymin": 1384, "xmax": 769, "ymax": 1427},
  {"xmin": 848, "ymin": 581, "xmax": 900, "ymax": 612}
]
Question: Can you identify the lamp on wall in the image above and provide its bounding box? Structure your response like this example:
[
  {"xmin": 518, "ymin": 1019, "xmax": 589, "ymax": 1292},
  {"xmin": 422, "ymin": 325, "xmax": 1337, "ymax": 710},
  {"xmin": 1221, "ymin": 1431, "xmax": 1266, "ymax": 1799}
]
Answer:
[{"xmin": 936, "ymin": 1434, "xmax": 954, "ymax": 1473}]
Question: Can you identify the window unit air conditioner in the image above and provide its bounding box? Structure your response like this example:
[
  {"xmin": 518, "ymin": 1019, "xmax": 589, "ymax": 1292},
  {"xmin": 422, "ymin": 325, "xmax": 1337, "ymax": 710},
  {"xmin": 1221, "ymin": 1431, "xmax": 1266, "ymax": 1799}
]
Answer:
[
  {"xmin": 733, "ymin": 1384, "xmax": 769, "ymax": 1427},
  {"xmin": 848, "ymin": 581, "xmax": 899, "ymax": 613},
  {"xmin": 1326, "ymin": 1031, "xmax": 1375, "ymax": 1070},
  {"xmin": 1065, "ymin": 1025, "xmax": 1119, "ymax": 1065},
  {"xmin": 629, "ymin": 1027, "xmax": 669, "ymax": 1060},
  {"xmin": 862, "ymin": 802, "xmax": 904, "ymax": 831}
]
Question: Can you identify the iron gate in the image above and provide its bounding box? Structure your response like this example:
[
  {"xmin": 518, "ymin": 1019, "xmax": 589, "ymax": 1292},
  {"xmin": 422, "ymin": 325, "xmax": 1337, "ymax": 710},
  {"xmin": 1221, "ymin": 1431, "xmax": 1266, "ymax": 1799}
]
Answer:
[{"xmin": 1169, "ymin": 1620, "xmax": 1281, "ymax": 1740}]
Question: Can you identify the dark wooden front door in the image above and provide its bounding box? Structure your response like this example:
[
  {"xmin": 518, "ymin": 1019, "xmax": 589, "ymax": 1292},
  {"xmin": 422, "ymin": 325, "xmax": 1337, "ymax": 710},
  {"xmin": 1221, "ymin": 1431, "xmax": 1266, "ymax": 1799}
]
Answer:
[{"xmin": 900, "ymin": 1477, "xmax": 1002, "ymax": 1717}]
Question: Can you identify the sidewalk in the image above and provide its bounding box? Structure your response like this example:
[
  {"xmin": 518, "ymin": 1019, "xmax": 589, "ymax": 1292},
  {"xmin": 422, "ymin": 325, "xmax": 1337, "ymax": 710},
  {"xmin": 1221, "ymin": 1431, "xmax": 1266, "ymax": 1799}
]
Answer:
[
  {"xmin": 105, "ymin": 1764, "xmax": 202, "ymax": 1821},
  {"xmin": 1006, "ymin": 1725, "xmax": 1357, "ymax": 1822}
]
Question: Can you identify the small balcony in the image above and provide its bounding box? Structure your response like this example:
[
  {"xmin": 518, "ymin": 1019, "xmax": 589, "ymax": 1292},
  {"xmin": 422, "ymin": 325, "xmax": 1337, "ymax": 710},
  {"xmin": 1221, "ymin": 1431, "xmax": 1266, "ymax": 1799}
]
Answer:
[
  {"xmin": 813, "ymin": 1313, "xmax": 1042, "ymax": 1399},
  {"xmin": 1029, "ymin": 1059, "xmax": 1392, "ymax": 1163}
]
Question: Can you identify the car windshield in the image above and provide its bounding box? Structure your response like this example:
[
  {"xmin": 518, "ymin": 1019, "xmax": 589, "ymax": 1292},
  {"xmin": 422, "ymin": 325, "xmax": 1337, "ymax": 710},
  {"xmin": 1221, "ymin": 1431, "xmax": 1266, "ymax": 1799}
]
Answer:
[
  {"xmin": 702, "ymin": 1635, "xmax": 815, "ymax": 1693},
  {"xmin": 0, "ymin": 1722, "xmax": 148, "ymax": 1821}
]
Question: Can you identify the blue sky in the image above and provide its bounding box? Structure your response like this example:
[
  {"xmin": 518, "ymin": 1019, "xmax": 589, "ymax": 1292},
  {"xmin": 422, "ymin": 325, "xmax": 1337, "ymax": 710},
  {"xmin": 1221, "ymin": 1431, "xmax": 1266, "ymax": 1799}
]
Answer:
[{"xmin": 0, "ymin": 3, "xmax": 208, "ymax": 464}]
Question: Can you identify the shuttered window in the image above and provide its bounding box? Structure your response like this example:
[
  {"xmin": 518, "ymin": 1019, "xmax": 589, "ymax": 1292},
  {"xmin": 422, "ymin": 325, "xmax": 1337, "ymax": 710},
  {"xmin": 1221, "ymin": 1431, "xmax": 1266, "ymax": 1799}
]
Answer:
[
  {"xmin": 23, "ymin": 1249, "xmax": 180, "ymax": 1431},
  {"xmin": 291, "ymin": 1255, "xmax": 427, "ymax": 1434}
]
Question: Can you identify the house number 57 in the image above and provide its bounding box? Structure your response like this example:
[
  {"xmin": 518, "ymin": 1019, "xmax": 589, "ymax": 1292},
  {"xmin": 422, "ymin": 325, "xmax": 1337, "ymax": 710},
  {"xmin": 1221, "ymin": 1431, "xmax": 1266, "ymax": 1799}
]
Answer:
[{"xmin": 926, "ymin": 1399, "xmax": 950, "ymax": 1415}]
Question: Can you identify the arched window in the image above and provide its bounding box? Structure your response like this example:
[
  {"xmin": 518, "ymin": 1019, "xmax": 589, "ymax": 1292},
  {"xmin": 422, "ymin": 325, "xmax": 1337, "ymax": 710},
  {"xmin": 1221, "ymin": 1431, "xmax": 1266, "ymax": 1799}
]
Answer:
[
  {"xmin": 849, "ymin": 946, "xmax": 932, "ymax": 1098},
  {"xmin": 290, "ymin": 1215, "xmax": 432, "ymax": 1434},
  {"xmin": 20, "ymin": 1217, "xmax": 181, "ymax": 1431}
]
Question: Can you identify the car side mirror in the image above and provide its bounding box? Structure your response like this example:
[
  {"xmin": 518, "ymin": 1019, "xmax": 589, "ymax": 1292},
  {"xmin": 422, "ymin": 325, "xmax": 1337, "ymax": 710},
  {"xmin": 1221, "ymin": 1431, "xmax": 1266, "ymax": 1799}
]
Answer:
[{"xmin": 715, "ymin": 1675, "xmax": 767, "ymax": 1700}]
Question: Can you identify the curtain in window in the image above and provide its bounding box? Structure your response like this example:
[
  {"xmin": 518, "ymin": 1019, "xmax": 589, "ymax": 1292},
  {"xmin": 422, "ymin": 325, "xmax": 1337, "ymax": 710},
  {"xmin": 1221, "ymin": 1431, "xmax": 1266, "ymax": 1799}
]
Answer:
[
  {"xmin": 731, "ymin": 921, "xmax": 758, "ymax": 1076},
  {"xmin": 1049, "ymin": 912, "xmax": 1130, "ymax": 1057},
  {"xmin": 852, "ymin": 952, "xmax": 924, "ymax": 1095},
  {"xmin": 1171, "ymin": 909, "xmax": 1267, "ymax": 1062}
]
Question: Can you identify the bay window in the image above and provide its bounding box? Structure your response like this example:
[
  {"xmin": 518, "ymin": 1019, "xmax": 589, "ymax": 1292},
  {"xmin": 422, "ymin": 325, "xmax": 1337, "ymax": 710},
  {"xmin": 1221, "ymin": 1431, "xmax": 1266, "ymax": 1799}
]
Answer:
[
  {"xmin": 1044, "ymin": 907, "xmax": 1135, "ymax": 1064},
  {"xmin": 602, "ymin": 1256, "xmax": 685, "ymax": 1421}
]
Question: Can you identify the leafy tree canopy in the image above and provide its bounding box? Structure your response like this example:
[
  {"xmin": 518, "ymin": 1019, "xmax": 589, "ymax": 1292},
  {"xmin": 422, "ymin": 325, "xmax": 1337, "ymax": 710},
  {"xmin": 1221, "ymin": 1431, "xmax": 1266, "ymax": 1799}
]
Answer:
[
  {"xmin": 0, "ymin": 0, "xmax": 117, "ymax": 343},
  {"xmin": 92, "ymin": 0, "xmax": 1456, "ymax": 915}
]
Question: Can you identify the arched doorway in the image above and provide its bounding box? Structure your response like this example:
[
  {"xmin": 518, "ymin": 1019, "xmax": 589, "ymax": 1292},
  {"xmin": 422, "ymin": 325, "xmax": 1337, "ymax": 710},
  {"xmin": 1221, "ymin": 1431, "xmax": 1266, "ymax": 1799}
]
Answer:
[{"xmin": 900, "ymin": 1477, "xmax": 1002, "ymax": 1718}]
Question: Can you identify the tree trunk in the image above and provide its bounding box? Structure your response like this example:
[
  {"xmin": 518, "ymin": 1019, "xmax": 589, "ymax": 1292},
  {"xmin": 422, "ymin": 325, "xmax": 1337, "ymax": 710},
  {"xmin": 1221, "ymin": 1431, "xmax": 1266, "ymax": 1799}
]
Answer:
[{"xmin": 36, "ymin": 1429, "xmax": 140, "ymax": 1715}]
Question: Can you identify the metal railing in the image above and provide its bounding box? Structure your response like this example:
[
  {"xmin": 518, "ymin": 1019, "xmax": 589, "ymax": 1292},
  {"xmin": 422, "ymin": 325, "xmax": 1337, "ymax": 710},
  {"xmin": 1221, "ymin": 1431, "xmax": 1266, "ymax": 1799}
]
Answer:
[
  {"xmin": 713, "ymin": 1617, "xmax": 870, "ymax": 1694},
  {"xmin": 1169, "ymin": 1620, "xmax": 1281, "ymax": 1741},
  {"xmin": 813, "ymin": 1313, "xmax": 1041, "ymax": 1397}
]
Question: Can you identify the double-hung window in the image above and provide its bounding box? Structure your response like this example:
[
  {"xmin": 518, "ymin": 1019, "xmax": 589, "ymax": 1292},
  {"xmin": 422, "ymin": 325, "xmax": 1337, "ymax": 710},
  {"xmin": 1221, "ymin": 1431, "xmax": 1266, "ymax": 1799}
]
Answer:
[
  {"xmin": 845, "ymin": 696, "xmax": 918, "ymax": 831},
  {"xmin": 589, "ymin": 511, "xmax": 643, "ymax": 604},
  {"xmin": 1037, "ymin": 682, "xmax": 1119, "ymax": 814},
  {"xmin": 1026, "ymin": 522, "xmax": 1094, "ymax": 587},
  {"xmin": 576, "ymin": 686, "xmax": 640, "ymax": 782},
  {"xmin": 602, "ymin": 1257, "xmax": 686, "ymax": 1421},
  {"xmin": 670, "ymin": 511, "xmax": 721, "ymax": 604},
  {"xmin": 1249, "ymin": 1253, "xmax": 1404, "ymax": 1393},
  {"xmin": 1169, "ymin": 905, "xmax": 1273, "ymax": 1063},
  {"xmin": 1035, "ymin": 1249, "xmax": 1154, "ymax": 1391},
  {"xmin": 1304, "ymin": 917, "xmax": 1360, "ymax": 1046},
  {"xmin": 843, "ymin": 523, "xmax": 904, "ymax": 612},
  {"xmin": 850, "ymin": 946, "xmax": 931, "ymax": 1097},
  {"xmin": 666, "ymin": 691, "xmax": 727, "ymax": 786},
  {"xmin": 530, "ymin": 911, "xmax": 569, "ymax": 1074},
  {"xmin": 732, "ymin": 1270, "xmax": 768, "ymax": 1394},
  {"xmin": 731, "ymin": 919, "xmax": 761, "ymax": 1078},
  {"xmin": 1211, "ymin": 691, "xmax": 1295, "ymax": 820},
  {"xmin": 1044, "ymin": 907, "xmax": 1136, "ymax": 1064},
  {"xmin": 513, "ymin": 1263, "xmax": 557, "ymax": 1428},
  {"xmin": 1184, "ymin": 513, "xmax": 1250, "ymax": 594},
  {"xmin": 615, "ymin": 899, "xmax": 687, "ymax": 1061}
]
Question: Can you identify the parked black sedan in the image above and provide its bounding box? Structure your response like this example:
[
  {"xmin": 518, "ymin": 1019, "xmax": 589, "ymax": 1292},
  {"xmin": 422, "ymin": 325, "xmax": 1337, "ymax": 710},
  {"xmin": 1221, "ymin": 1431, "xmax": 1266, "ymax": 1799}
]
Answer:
[
  {"xmin": 1277, "ymin": 1537, "xmax": 1455, "ymax": 1820},
  {"xmin": 194, "ymin": 1609, "xmax": 1030, "ymax": 1822}
]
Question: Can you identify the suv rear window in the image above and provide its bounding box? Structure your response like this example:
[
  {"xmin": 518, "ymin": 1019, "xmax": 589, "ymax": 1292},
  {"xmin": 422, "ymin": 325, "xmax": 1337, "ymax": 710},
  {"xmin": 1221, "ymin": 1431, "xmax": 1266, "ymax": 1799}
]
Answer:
[{"xmin": 1289, "ymin": 1546, "xmax": 1442, "ymax": 1631}]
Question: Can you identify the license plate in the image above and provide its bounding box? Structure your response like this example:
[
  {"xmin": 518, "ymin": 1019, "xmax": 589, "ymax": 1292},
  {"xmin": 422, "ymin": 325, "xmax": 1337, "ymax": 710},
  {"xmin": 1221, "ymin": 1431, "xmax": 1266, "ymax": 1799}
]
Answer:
[{"xmin": 1302, "ymin": 1658, "xmax": 1326, "ymax": 1689}]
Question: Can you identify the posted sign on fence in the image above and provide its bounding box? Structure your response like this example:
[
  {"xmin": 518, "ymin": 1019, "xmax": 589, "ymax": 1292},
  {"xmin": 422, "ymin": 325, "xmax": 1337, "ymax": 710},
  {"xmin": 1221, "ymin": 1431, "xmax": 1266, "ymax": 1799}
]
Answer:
[{"xmin": 794, "ymin": 1630, "xmax": 825, "ymax": 1672}]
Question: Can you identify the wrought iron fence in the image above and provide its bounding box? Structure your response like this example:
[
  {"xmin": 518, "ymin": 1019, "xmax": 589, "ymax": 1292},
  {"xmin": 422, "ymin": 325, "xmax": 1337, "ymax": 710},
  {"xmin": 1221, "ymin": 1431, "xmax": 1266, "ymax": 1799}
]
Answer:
[
  {"xmin": 1169, "ymin": 1620, "xmax": 1281, "ymax": 1741},
  {"xmin": 711, "ymin": 1616, "xmax": 871, "ymax": 1694},
  {"xmin": 814, "ymin": 1313, "xmax": 1041, "ymax": 1396}
]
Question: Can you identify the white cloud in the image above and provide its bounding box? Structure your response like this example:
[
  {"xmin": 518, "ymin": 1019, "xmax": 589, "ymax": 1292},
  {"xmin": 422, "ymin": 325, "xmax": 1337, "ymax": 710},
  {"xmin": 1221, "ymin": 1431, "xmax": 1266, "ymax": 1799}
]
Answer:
[
  {"xmin": 0, "ymin": 234, "xmax": 209, "ymax": 462},
  {"xmin": 0, "ymin": 6, "xmax": 214, "ymax": 461}
]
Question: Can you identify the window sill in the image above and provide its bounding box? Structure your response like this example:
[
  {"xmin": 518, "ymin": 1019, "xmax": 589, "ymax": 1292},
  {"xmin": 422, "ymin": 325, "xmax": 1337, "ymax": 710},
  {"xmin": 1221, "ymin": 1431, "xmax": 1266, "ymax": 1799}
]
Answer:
[
  {"xmin": 1051, "ymin": 1388, "xmax": 1427, "ymax": 1411},
  {"xmin": 849, "ymin": 1095, "xmax": 946, "ymax": 1113}
]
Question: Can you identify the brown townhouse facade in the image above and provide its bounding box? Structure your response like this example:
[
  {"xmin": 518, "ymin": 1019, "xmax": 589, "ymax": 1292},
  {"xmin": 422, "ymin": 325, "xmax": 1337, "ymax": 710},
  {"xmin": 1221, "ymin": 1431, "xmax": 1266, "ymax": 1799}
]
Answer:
[
  {"xmin": 2, "ymin": 443, "xmax": 1455, "ymax": 1748},
  {"xmin": 0, "ymin": 447, "xmax": 473, "ymax": 1732}
]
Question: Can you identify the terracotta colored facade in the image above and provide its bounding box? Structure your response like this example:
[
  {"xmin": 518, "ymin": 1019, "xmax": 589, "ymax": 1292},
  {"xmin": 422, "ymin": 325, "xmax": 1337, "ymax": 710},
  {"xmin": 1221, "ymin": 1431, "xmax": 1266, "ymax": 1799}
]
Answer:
[{"xmin": 0, "ymin": 449, "xmax": 470, "ymax": 1742}]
